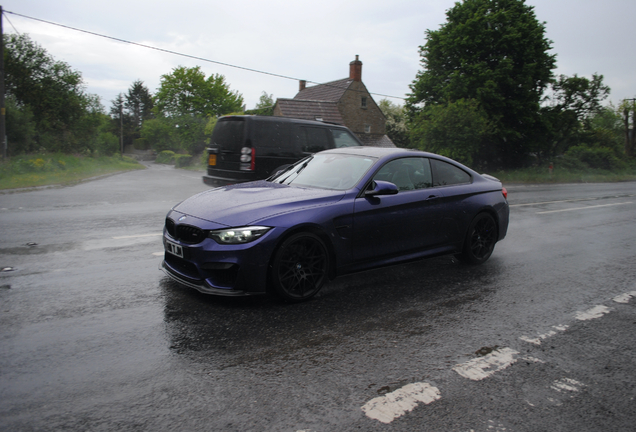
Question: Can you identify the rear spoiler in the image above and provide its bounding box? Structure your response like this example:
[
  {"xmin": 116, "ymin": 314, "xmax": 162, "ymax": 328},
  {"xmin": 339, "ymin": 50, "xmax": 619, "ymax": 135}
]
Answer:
[{"xmin": 481, "ymin": 174, "xmax": 501, "ymax": 182}]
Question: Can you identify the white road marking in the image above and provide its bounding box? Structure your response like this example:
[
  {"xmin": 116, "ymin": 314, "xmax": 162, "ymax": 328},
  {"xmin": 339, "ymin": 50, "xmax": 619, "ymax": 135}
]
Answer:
[
  {"xmin": 613, "ymin": 291, "xmax": 636, "ymax": 303},
  {"xmin": 520, "ymin": 356, "xmax": 545, "ymax": 364},
  {"xmin": 509, "ymin": 194, "xmax": 636, "ymax": 208},
  {"xmin": 152, "ymin": 252, "xmax": 164, "ymax": 256},
  {"xmin": 511, "ymin": 198, "xmax": 606, "ymax": 207},
  {"xmin": 551, "ymin": 378, "xmax": 585, "ymax": 393},
  {"xmin": 574, "ymin": 305, "xmax": 612, "ymax": 321},
  {"xmin": 112, "ymin": 233, "xmax": 163, "ymax": 239},
  {"xmin": 361, "ymin": 382, "xmax": 441, "ymax": 424},
  {"xmin": 520, "ymin": 325, "xmax": 569, "ymax": 345},
  {"xmin": 536, "ymin": 201, "xmax": 632, "ymax": 214},
  {"xmin": 453, "ymin": 348, "xmax": 519, "ymax": 381}
]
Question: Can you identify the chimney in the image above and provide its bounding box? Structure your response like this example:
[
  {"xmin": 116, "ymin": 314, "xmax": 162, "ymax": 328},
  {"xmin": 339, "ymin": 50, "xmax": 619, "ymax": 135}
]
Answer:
[
  {"xmin": 349, "ymin": 55, "xmax": 362, "ymax": 82},
  {"xmin": 299, "ymin": 80, "xmax": 306, "ymax": 91}
]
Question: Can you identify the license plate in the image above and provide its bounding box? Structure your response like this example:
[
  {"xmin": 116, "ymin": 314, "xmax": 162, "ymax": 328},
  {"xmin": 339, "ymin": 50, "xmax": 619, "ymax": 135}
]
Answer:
[
  {"xmin": 208, "ymin": 154, "xmax": 217, "ymax": 166},
  {"xmin": 165, "ymin": 239, "xmax": 184, "ymax": 258}
]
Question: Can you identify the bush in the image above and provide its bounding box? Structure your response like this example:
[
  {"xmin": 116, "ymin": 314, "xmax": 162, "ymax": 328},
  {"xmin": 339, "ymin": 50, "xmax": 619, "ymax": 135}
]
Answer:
[
  {"xmin": 95, "ymin": 132, "xmax": 120, "ymax": 156},
  {"xmin": 564, "ymin": 146, "xmax": 626, "ymax": 170},
  {"xmin": 133, "ymin": 138, "xmax": 150, "ymax": 150},
  {"xmin": 156, "ymin": 150, "xmax": 176, "ymax": 164},
  {"xmin": 174, "ymin": 154, "xmax": 193, "ymax": 167}
]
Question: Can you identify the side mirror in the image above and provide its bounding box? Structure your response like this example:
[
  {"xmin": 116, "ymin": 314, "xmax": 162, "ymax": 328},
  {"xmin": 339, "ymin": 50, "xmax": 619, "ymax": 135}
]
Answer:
[{"xmin": 365, "ymin": 180, "xmax": 399, "ymax": 197}]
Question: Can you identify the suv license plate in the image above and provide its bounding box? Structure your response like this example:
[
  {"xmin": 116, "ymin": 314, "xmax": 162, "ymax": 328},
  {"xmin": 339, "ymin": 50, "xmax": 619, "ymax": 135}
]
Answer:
[{"xmin": 165, "ymin": 240, "xmax": 184, "ymax": 258}]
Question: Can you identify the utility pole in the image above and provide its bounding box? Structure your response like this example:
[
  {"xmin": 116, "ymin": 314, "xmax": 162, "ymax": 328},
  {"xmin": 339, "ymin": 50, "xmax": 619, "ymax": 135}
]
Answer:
[
  {"xmin": 120, "ymin": 99, "xmax": 123, "ymax": 156},
  {"xmin": 1, "ymin": 6, "xmax": 7, "ymax": 160}
]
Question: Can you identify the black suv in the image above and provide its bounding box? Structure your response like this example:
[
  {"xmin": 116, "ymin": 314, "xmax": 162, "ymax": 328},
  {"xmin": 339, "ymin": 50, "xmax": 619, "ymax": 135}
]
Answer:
[{"xmin": 203, "ymin": 116, "xmax": 362, "ymax": 186}]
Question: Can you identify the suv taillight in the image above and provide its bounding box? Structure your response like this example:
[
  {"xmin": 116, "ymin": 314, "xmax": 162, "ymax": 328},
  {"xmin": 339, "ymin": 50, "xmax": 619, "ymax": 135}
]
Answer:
[
  {"xmin": 240, "ymin": 147, "xmax": 255, "ymax": 171},
  {"xmin": 502, "ymin": 187, "xmax": 508, "ymax": 200}
]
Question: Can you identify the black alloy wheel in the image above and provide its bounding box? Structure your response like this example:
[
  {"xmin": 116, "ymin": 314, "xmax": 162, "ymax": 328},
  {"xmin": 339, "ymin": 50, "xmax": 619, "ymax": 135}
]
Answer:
[
  {"xmin": 272, "ymin": 232, "xmax": 329, "ymax": 302},
  {"xmin": 459, "ymin": 213, "xmax": 497, "ymax": 265}
]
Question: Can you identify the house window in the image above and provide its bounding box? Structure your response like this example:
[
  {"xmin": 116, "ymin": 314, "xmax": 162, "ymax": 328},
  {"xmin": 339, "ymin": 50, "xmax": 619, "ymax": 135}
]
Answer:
[
  {"xmin": 364, "ymin": 124, "xmax": 371, "ymax": 134},
  {"xmin": 361, "ymin": 97, "xmax": 367, "ymax": 108}
]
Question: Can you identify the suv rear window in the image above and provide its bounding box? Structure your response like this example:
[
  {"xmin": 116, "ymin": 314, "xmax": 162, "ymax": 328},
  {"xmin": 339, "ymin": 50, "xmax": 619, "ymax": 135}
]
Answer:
[{"xmin": 211, "ymin": 119, "xmax": 245, "ymax": 151}]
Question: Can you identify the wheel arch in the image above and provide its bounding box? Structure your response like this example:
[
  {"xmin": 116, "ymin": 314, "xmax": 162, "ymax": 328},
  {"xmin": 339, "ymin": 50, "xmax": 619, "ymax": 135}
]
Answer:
[
  {"xmin": 464, "ymin": 206, "xmax": 501, "ymax": 241},
  {"xmin": 266, "ymin": 224, "xmax": 337, "ymax": 292}
]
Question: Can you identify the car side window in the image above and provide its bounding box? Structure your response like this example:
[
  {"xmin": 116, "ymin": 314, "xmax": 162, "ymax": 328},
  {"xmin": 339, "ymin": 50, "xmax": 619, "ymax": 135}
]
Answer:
[
  {"xmin": 299, "ymin": 127, "xmax": 331, "ymax": 153},
  {"xmin": 431, "ymin": 159, "xmax": 471, "ymax": 186},
  {"xmin": 373, "ymin": 157, "xmax": 433, "ymax": 191},
  {"xmin": 331, "ymin": 129, "xmax": 359, "ymax": 148}
]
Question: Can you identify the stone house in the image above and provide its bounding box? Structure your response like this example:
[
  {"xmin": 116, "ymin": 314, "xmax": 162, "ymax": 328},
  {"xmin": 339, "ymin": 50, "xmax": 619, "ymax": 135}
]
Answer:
[{"xmin": 273, "ymin": 56, "xmax": 395, "ymax": 147}]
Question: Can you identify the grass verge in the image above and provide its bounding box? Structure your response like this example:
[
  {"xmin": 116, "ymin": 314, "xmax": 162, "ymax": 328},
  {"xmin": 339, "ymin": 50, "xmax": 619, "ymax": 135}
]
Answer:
[
  {"xmin": 490, "ymin": 166, "xmax": 636, "ymax": 184},
  {"xmin": 0, "ymin": 153, "xmax": 145, "ymax": 190}
]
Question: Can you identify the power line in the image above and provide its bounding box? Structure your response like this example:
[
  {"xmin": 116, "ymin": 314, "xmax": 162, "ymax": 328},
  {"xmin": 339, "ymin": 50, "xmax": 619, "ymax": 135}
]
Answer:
[
  {"xmin": 4, "ymin": 10, "xmax": 406, "ymax": 101},
  {"xmin": 3, "ymin": 11, "xmax": 20, "ymax": 34}
]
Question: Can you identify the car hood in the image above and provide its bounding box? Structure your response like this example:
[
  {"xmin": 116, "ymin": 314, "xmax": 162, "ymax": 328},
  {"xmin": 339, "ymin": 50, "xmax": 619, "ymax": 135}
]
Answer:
[{"xmin": 174, "ymin": 180, "xmax": 345, "ymax": 226}]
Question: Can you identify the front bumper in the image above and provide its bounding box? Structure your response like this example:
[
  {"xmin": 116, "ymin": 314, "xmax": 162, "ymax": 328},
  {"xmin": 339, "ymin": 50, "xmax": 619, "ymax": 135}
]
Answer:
[
  {"xmin": 160, "ymin": 217, "xmax": 278, "ymax": 296},
  {"xmin": 160, "ymin": 261, "xmax": 257, "ymax": 296}
]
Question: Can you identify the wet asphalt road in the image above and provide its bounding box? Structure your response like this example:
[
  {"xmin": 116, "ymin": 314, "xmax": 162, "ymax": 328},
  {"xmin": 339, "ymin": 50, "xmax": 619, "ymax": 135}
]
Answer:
[{"xmin": 0, "ymin": 164, "xmax": 635, "ymax": 431}]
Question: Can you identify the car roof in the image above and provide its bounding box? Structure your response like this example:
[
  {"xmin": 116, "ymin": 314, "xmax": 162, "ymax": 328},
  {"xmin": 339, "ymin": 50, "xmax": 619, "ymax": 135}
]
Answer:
[
  {"xmin": 321, "ymin": 146, "xmax": 430, "ymax": 158},
  {"xmin": 320, "ymin": 146, "xmax": 482, "ymax": 177},
  {"xmin": 218, "ymin": 115, "xmax": 350, "ymax": 128}
]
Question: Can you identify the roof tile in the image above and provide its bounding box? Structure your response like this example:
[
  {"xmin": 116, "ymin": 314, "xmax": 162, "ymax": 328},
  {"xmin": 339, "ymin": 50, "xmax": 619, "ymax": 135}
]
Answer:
[
  {"xmin": 294, "ymin": 78, "xmax": 352, "ymax": 102},
  {"xmin": 276, "ymin": 99, "xmax": 344, "ymax": 124}
]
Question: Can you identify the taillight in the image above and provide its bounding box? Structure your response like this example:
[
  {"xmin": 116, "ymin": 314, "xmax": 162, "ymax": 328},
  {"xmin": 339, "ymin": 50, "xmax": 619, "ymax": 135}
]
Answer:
[
  {"xmin": 240, "ymin": 147, "xmax": 255, "ymax": 171},
  {"xmin": 502, "ymin": 187, "xmax": 508, "ymax": 200}
]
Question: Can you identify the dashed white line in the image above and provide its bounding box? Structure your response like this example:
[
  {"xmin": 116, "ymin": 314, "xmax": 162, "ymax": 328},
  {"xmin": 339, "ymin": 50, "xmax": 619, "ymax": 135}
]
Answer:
[
  {"xmin": 613, "ymin": 291, "xmax": 636, "ymax": 303},
  {"xmin": 453, "ymin": 348, "xmax": 519, "ymax": 381},
  {"xmin": 509, "ymin": 194, "xmax": 635, "ymax": 208},
  {"xmin": 361, "ymin": 290, "xmax": 634, "ymax": 422},
  {"xmin": 551, "ymin": 378, "xmax": 585, "ymax": 393},
  {"xmin": 520, "ymin": 325, "xmax": 569, "ymax": 345},
  {"xmin": 536, "ymin": 201, "xmax": 633, "ymax": 214},
  {"xmin": 361, "ymin": 382, "xmax": 441, "ymax": 424},
  {"xmin": 574, "ymin": 305, "xmax": 612, "ymax": 321}
]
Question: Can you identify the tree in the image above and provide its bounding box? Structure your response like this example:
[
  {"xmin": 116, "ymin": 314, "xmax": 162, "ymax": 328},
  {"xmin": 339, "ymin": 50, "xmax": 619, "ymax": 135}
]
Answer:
[
  {"xmin": 410, "ymin": 99, "xmax": 492, "ymax": 166},
  {"xmin": 154, "ymin": 66, "xmax": 243, "ymax": 118},
  {"xmin": 109, "ymin": 93, "xmax": 133, "ymax": 150},
  {"xmin": 378, "ymin": 99, "xmax": 410, "ymax": 148},
  {"xmin": 109, "ymin": 81, "xmax": 154, "ymax": 150},
  {"xmin": 125, "ymin": 80, "xmax": 154, "ymax": 132},
  {"xmin": 148, "ymin": 66, "xmax": 244, "ymax": 154},
  {"xmin": 4, "ymin": 33, "xmax": 95, "ymax": 152},
  {"xmin": 246, "ymin": 91, "xmax": 274, "ymax": 115},
  {"xmin": 5, "ymin": 95, "xmax": 37, "ymax": 154},
  {"xmin": 537, "ymin": 74, "xmax": 611, "ymax": 161},
  {"xmin": 407, "ymin": 0, "xmax": 556, "ymax": 168},
  {"xmin": 620, "ymin": 99, "xmax": 636, "ymax": 158}
]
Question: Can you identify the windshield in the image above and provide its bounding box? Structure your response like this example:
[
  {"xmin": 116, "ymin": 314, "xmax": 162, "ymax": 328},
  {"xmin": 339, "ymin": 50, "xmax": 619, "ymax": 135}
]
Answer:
[{"xmin": 271, "ymin": 153, "xmax": 376, "ymax": 190}]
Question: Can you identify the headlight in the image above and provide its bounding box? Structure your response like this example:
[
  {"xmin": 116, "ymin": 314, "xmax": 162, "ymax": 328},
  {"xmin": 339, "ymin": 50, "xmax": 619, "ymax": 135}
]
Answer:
[{"xmin": 208, "ymin": 226, "xmax": 271, "ymax": 244}]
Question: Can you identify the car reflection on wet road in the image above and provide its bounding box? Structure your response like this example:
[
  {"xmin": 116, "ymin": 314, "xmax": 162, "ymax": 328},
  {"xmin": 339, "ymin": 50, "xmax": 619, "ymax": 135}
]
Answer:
[{"xmin": 1, "ymin": 164, "xmax": 635, "ymax": 431}]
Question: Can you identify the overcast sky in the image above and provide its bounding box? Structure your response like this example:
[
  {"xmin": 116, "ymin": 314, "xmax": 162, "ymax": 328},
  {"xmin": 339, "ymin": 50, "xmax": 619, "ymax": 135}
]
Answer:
[{"xmin": 3, "ymin": 0, "xmax": 635, "ymax": 111}]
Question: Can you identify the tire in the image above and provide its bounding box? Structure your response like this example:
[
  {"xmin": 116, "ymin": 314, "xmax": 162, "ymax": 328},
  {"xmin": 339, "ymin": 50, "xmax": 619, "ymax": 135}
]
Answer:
[
  {"xmin": 458, "ymin": 213, "xmax": 497, "ymax": 265},
  {"xmin": 271, "ymin": 232, "xmax": 329, "ymax": 302}
]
